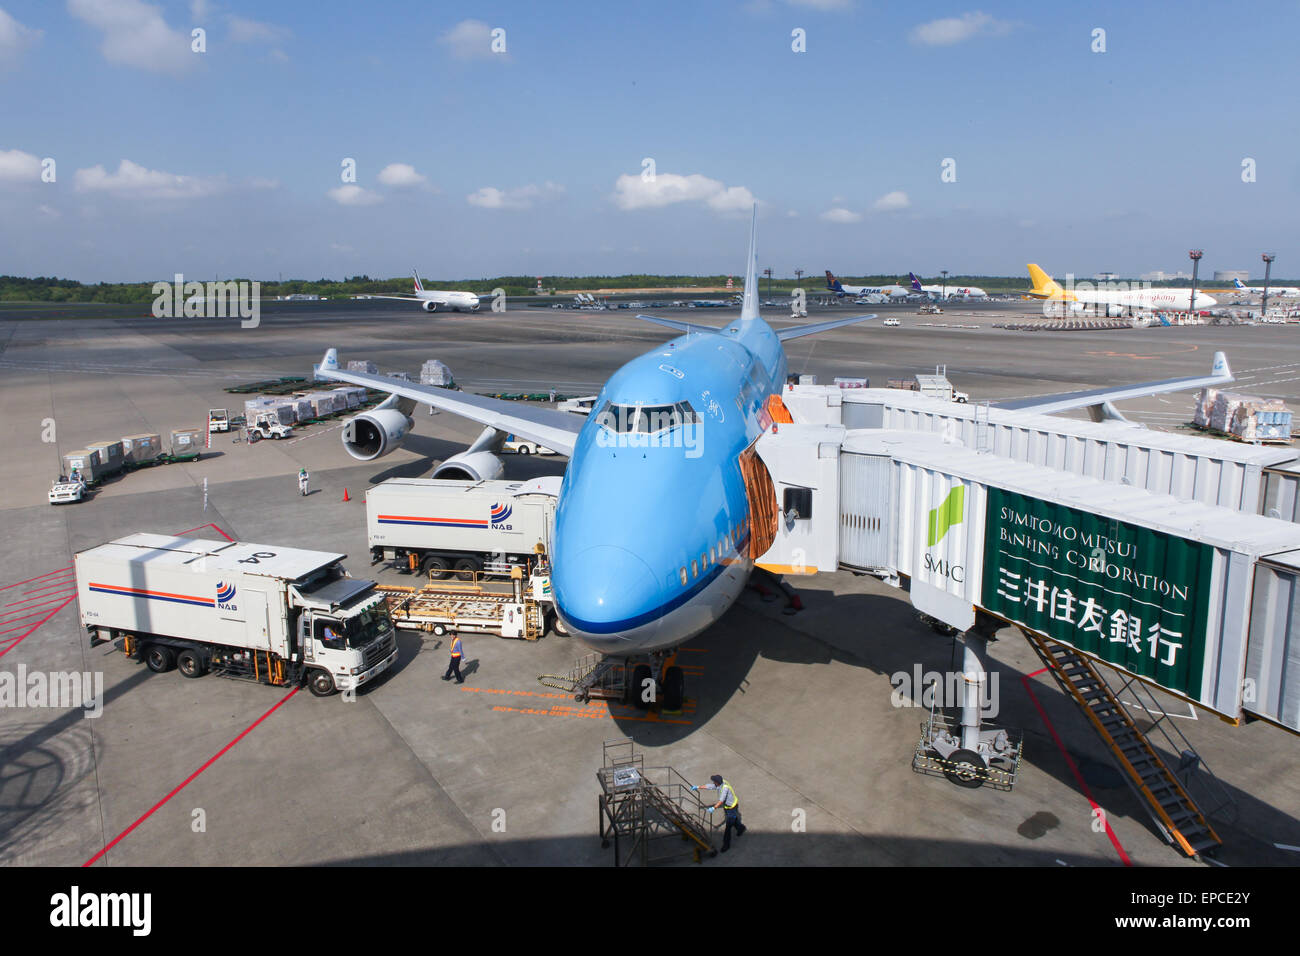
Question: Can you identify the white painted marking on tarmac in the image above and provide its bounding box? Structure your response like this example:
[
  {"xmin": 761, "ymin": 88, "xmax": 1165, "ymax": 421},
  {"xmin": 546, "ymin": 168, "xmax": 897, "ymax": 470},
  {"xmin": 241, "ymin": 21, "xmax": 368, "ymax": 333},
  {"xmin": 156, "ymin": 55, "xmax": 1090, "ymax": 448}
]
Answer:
[
  {"xmin": 1119, "ymin": 699, "xmax": 1197, "ymax": 720},
  {"xmin": 287, "ymin": 421, "xmax": 347, "ymax": 445},
  {"xmin": 1274, "ymin": 843, "xmax": 1300, "ymax": 852}
]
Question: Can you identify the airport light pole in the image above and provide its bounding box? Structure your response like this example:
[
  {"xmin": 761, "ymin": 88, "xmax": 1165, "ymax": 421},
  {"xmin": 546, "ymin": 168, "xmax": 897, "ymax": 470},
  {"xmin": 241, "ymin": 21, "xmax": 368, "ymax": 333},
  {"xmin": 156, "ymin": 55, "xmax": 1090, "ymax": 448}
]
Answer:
[
  {"xmin": 1188, "ymin": 250, "xmax": 1203, "ymax": 316},
  {"xmin": 764, "ymin": 267, "xmax": 773, "ymax": 300},
  {"xmin": 1262, "ymin": 254, "xmax": 1276, "ymax": 317},
  {"xmin": 941, "ymin": 270, "xmax": 948, "ymax": 299},
  {"xmin": 795, "ymin": 268, "xmax": 803, "ymax": 289}
]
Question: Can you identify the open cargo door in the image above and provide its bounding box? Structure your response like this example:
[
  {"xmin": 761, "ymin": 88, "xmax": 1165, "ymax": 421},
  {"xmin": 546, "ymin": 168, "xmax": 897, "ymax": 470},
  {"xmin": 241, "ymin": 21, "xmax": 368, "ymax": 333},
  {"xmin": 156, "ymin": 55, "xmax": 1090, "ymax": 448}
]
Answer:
[{"xmin": 739, "ymin": 444, "xmax": 779, "ymax": 559}]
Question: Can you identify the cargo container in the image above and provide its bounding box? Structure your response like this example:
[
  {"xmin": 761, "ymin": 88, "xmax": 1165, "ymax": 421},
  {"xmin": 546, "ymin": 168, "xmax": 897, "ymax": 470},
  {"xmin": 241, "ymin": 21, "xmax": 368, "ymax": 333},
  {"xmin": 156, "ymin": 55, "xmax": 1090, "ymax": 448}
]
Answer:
[
  {"xmin": 366, "ymin": 477, "xmax": 558, "ymax": 578},
  {"xmin": 347, "ymin": 360, "xmax": 378, "ymax": 375},
  {"xmin": 420, "ymin": 359, "xmax": 454, "ymax": 387},
  {"xmin": 62, "ymin": 449, "xmax": 102, "ymax": 483},
  {"xmin": 840, "ymin": 430, "xmax": 1300, "ymax": 726},
  {"xmin": 297, "ymin": 391, "xmax": 343, "ymax": 417},
  {"xmin": 76, "ymin": 533, "xmax": 398, "ymax": 696},
  {"xmin": 331, "ymin": 386, "xmax": 367, "ymax": 409},
  {"xmin": 169, "ymin": 427, "xmax": 203, "ymax": 458},
  {"xmin": 121, "ymin": 433, "xmax": 162, "ymax": 465},
  {"xmin": 87, "ymin": 440, "xmax": 124, "ymax": 476},
  {"xmin": 1262, "ymin": 460, "xmax": 1300, "ymax": 524}
]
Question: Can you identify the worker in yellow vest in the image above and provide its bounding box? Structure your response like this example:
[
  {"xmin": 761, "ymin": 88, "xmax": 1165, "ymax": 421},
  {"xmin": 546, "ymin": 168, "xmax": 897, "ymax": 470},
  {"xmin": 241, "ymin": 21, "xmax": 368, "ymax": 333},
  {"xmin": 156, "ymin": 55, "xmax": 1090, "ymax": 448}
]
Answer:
[
  {"xmin": 692, "ymin": 773, "xmax": 746, "ymax": 852},
  {"xmin": 441, "ymin": 633, "xmax": 465, "ymax": 684}
]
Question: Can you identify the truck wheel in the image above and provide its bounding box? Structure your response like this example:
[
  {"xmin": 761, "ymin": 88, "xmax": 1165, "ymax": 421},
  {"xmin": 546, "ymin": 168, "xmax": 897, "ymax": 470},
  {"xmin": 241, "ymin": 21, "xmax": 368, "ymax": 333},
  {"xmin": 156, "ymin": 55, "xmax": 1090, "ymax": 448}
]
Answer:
[
  {"xmin": 421, "ymin": 555, "xmax": 450, "ymax": 580},
  {"xmin": 307, "ymin": 670, "xmax": 336, "ymax": 697},
  {"xmin": 453, "ymin": 558, "xmax": 479, "ymax": 581},
  {"xmin": 177, "ymin": 649, "xmax": 207, "ymax": 678},
  {"xmin": 432, "ymin": 624, "xmax": 448, "ymax": 637},
  {"xmin": 552, "ymin": 614, "xmax": 569, "ymax": 637},
  {"xmin": 517, "ymin": 445, "xmax": 531, "ymax": 455},
  {"xmin": 145, "ymin": 645, "xmax": 175, "ymax": 673}
]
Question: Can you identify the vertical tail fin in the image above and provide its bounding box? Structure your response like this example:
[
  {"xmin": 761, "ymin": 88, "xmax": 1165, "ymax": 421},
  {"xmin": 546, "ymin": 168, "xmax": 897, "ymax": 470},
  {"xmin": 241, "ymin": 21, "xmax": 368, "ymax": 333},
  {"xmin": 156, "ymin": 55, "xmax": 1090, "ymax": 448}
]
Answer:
[
  {"xmin": 825, "ymin": 270, "xmax": 840, "ymax": 292},
  {"xmin": 740, "ymin": 204, "xmax": 760, "ymax": 321},
  {"xmin": 1026, "ymin": 263, "xmax": 1066, "ymax": 298},
  {"xmin": 1233, "ymin": 278, "xmax": 1246, "ymax": 290},
  {"xmin": 909, "ymin": 272, "xmax": 923, "ymax": 292},
  {"xmin": 412, "ymin": 270, "xmax": 424, "ymax": 293}
]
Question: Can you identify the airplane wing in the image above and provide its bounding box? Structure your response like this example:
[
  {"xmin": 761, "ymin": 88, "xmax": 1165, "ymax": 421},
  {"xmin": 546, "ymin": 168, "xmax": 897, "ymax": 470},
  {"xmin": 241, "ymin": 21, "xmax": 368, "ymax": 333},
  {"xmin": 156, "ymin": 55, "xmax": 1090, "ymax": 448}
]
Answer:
[
  {"xmin": 775, "ymin": 314, "xmax": 876, "ymax": 341},
  {"xmin": 993, "ymin": 351, "xmax": 1232, "ymax": 419},
  {"xmin": 632, "ymin": 313, "xmax": 725, "ymax": 335},
  {"xmin": 313, "ymin": 349, "xmax": 585, "ymax": 456}
]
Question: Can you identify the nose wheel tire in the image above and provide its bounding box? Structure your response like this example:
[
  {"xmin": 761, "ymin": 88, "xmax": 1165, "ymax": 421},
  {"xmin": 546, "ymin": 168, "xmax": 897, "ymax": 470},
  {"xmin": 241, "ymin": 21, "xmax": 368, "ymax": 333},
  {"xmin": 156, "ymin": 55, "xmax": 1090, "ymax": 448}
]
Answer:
[
  {"xmin": 661, "ymin": 666, "xmax": 685, "ymax": 712},
  {"xmin": 943, "ymin": 748, "xmax": 989, "ymax": 789},
  {"xmin": 629, "ymin": 663, "xmax": 655, "ymax": 709}
]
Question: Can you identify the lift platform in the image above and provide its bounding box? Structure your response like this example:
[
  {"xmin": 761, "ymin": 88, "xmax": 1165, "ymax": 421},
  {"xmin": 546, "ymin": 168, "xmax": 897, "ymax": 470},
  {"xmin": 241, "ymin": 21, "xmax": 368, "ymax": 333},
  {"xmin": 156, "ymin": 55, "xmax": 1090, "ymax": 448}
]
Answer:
[
  {"xmin": 377, "ymin": 570, "xmax": 547, "ymax": 640},
  {"xmin": 597, "ymin": 741, "xmax": 720, "ymax": 866}
]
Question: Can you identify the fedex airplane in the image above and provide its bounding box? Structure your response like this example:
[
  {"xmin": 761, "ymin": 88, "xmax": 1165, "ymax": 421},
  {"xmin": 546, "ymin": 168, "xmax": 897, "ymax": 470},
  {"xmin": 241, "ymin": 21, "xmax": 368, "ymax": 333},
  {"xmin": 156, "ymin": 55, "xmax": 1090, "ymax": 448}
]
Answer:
[
  {"xmin": 313, "ymin": 209, "xmax": 1234, "ymax": 701},
  {"xmin": 824, "ymin": 271, "xmax": 909, "ymax": 299},
  {"xmin": 365, "ymin": 270, "xmax": 495, "ymax": 312},
  {"xmin": 909, "ymin": 273, "xmax": 987, "ymax": 299}
]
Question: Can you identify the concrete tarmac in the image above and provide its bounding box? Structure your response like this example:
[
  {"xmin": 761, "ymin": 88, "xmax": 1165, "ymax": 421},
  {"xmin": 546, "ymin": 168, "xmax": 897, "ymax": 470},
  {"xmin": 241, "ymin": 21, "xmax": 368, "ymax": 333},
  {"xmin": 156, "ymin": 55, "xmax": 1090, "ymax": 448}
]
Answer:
[{"xmin": 1, "ymin": 299, "xmax": 1297, "ymax": 866}]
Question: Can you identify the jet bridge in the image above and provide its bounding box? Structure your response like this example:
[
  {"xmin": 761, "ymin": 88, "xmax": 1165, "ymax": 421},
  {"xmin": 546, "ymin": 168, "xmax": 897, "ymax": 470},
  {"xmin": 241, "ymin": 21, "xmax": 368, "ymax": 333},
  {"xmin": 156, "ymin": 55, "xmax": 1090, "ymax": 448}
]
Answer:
[{"xmin": 752, "ymin": 389, "xmax": 1300, "ymax": 853}]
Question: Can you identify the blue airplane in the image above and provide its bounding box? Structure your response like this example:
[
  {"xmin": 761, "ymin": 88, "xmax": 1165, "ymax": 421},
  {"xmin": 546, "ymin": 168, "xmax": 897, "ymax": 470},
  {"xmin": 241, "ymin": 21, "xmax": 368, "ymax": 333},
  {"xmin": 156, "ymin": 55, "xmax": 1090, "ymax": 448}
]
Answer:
[{"xmin": 313, "ymin": 209, "xmax": 873, "ymax": 680}]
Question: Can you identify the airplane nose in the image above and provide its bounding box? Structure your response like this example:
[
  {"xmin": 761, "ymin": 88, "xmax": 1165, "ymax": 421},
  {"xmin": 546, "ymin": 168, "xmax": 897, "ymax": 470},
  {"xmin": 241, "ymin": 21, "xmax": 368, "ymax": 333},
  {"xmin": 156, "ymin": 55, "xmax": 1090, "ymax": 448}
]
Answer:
[{"xmin": 553, "ymin": 544, "xmax": 662, "ymax": 645}]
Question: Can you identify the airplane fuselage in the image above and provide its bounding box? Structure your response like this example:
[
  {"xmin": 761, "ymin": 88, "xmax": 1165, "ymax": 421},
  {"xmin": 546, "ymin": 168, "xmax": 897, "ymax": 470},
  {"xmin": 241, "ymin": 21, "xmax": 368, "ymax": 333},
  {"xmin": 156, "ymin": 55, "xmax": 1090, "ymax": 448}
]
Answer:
[{"xmin": 552, "ymin": 316, "xmax": 786, "ymax": 655}]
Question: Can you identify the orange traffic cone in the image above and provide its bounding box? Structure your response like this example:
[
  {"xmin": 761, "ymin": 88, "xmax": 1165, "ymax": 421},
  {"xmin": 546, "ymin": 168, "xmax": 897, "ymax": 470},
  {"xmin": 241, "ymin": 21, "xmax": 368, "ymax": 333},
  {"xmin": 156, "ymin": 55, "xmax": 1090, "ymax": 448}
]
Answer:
[{"xmin": 342, "ymin": 488, "xmax": 350, "ymax": 502}]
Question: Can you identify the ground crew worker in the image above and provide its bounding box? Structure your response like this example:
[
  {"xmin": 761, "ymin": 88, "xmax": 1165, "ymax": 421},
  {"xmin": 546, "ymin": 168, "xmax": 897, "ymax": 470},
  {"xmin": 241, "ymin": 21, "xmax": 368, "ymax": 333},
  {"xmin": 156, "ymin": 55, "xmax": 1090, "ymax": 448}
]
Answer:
[
  {"xmin": 298, "ymin": 468, "xmax": 309, "ymax": 496},
  {"xmin": 442, "ymin": 633, "xmax": 465, "ymax": 684},
  {"xmin": 692, "ymin": 774, "xmax": 746, "ymax": 851}
]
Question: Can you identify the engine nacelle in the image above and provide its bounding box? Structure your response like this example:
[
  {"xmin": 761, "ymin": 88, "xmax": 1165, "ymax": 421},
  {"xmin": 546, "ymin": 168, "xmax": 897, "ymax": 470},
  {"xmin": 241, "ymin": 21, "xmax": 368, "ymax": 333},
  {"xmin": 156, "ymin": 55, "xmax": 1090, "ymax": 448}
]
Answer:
[
  {"xmin": 432, "ymin": 450, "xmax": 505, "ymax": 481},
  {"xmin": 422, "ymin": 300, "xmax": 439, "ymax": 312},
  {"xmin": 341, "ymin": 408, "xmax": 413, "ymax": 461}
]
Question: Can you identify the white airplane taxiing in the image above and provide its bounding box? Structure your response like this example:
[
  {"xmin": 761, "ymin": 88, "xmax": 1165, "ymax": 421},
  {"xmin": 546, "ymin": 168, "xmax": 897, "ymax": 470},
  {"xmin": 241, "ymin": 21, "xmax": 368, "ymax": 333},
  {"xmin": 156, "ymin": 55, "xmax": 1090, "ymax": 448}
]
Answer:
[{"xmin": 365, "ymin": 271, "xmax": 496, "ymax": 312}]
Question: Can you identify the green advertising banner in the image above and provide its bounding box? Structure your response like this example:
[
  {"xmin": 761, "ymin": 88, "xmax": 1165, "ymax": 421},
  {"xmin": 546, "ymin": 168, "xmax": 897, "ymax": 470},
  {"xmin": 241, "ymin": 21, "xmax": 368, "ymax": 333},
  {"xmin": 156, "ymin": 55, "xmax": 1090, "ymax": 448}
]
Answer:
[{"xmin": 981, "ymin": 488, "xmax": 1215, "ymax": 699}]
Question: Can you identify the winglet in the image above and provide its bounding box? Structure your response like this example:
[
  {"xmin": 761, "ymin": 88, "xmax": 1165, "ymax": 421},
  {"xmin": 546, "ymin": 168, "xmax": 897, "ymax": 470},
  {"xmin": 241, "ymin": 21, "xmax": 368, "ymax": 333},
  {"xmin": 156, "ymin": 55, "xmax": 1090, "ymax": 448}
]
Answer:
[
  {"xmin": 740, "ymin": 204, "xmax": 760, "ymax": 322},
  {"xmin": 1211, "ymin": 351, "xmax": 1231, "ymax": 380}
]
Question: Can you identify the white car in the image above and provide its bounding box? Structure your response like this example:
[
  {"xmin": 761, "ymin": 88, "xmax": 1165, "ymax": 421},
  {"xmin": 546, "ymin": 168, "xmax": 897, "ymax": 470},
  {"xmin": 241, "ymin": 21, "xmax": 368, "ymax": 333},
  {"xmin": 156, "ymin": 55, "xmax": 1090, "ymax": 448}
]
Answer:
[
  {"xmin": 503, "ymin": 434, "xmax": 555, "ymax": 455},
  {"xmin": 49, "ymin": 478, "xmax": 87, "ymax": 505},
  {"xmin": 882, "ymin": 317, "xmax": 901, "ymax": 327}
]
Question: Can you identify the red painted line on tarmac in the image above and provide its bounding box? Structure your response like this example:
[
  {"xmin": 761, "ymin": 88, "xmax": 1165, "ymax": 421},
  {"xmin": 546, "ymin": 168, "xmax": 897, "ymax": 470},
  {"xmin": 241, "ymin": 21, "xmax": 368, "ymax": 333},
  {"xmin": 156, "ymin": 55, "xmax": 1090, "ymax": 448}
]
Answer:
[
  {"xmin": 172, "ymin": 522, "xmax": 234, "ymax": 541},
  {"xmin": 0, "ymin": 604, "xmax": 74, "ymax": 630},
  {"xmin": 83, "ymin": 686, "xmax": 300, "ymax": 867},
  {"xmin": 0, "ymin": 595, "xmax": 78, "ymax": 658},
  {"xmin": 5, "ymin": 590, "xmax": 76, "ymax": 610},
  {"xmin": 0, "ymin": 566, "xmax": 74, "ymax": 591},
  {"xmin": 16, "ymin": 578, "xmax": 77, "ymax": 597},
  {"xmin": 1021, "ymin": 669, "xmax": 1132, "ymax": 867}
]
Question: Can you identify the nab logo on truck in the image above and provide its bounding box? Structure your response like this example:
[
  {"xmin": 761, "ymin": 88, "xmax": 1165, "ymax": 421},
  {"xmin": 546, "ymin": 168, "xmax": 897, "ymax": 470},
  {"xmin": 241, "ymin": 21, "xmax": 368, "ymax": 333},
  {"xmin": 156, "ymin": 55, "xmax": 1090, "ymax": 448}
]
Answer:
[
  {"xmin": 491, "ymin": 502, "xmax": 513, "ymax": 530},
  {"xmin": 216, "ymin": 581, "xmax": 238, "ymax": 611}
]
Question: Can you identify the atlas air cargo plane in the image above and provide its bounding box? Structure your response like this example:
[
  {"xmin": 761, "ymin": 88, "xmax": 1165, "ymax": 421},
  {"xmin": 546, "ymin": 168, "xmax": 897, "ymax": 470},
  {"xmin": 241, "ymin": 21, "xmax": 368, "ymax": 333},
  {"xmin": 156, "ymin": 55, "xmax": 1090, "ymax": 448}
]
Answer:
[
  {"xmin": 825, "ymin": 271, "xmax": 908, "ymax": 298},
  {"xmin": 364, "ymin": 271, "xmax": 494, "ymax": 312},
  {"xmin": 312, "ymin": 209, "xmax": 1235, "ymax": 687}
]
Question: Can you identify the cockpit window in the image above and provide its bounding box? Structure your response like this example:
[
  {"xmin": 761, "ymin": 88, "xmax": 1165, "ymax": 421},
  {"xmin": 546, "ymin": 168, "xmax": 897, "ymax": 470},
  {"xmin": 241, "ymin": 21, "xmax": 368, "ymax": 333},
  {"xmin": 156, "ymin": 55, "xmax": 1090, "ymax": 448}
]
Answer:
[{"xmin": 595, "ymin": 401, "xmax": 698, "ymax": 434}]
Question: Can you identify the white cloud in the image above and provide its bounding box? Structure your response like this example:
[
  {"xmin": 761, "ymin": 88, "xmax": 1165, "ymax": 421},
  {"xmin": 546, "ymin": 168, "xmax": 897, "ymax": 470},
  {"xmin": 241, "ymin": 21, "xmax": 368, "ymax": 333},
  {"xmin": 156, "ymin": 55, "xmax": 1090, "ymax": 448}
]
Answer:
[
  {"xmin": 74, "ymin": 159, "xmax": 224, "ymax": 199},
  {"xmin": 438, "ymin": 19, "xmax": 499, "ymax": 61},
  {"xmin": 38, "ymin": 203, "xmax": 60, "ymax": 219},
  {"xmin": 613, "ymin": 172, "xmax": 755, "ymax": 213},
  {"xmin": 819, "ymin": 207, "xmax": 862, "ymax": 224},
  {"xmin": 189, "ymin": 0, "xmax": 211, "ymax": 20},
  {"xmin": 327, "ymin": 184, "xmax": 382, "ymax": 206},
  {"xmin": 227, "ymin": 15, "xmax": 289, "ymax": 44},
  {"xmin": 67, "ymin": 0, "xmax": 195, "ymax": 74},
  {"xmin": 377, "ymin": 163, "xmax": 428, "ymax": 188},
  {"xmin": 467, "ymin": 181, "xmax": 563, "ymax": 210},
  {"xmin": 0, "ymin": 7, "xmax": 41, "ymax": 68},
  {"xmin": 872, "ymin": 190, "xmax": 910, "ymax": 212},
  {"xmin": 910, "ymin": 11, "xmax": 1012, "ymax": 46},
  {"xmin": 0, "ymin": 148, "xmax": 42, "ymax": 182}
]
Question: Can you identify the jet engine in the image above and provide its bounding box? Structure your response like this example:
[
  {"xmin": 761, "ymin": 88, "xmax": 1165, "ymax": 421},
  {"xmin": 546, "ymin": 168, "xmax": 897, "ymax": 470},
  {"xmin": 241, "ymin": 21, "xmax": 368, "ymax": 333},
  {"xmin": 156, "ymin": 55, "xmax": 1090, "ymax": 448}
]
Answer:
[
  {"xmin": 423, "ymin": 300, "xmax": 439, "ymax": 312},
  {"xmin": 341, "ymin": 407, "xmax": 414, "ymax": 461},
  {"xmin": 432, "ymin": 450, "xmax": 505, "ymax": 481}
]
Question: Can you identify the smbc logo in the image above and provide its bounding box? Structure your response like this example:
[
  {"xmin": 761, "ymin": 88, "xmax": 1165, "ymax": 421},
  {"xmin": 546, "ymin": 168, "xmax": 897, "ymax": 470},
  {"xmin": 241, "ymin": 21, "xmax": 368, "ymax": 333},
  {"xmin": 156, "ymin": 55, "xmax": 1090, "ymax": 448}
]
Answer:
[{"xmin": 927, "ymin": 486, "xmax": 965, "ymax": 547}]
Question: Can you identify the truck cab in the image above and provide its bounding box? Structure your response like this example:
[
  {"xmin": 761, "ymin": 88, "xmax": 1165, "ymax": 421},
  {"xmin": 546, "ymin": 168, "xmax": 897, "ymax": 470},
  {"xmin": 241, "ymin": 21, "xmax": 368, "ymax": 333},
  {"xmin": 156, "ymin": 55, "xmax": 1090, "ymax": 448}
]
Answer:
[
  {"xmin": 208, "ymin": 408, "xmax": 231, "ymax": 432},
  {"xmin": 289, "ymin": 571, "xmax": 398, "ymax": 696}
]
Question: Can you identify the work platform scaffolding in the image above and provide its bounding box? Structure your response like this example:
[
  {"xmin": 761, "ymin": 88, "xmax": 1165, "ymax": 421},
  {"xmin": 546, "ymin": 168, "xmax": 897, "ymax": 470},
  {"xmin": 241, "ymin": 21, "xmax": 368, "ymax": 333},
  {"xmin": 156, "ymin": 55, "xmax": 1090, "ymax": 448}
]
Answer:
[
  {"xmin": 597, "ymin": 741, "xmax": 721, "ymax": 866},
  {"xmin": 753, "ymin": 383, "xmax": 1300, "ymax": 858}
]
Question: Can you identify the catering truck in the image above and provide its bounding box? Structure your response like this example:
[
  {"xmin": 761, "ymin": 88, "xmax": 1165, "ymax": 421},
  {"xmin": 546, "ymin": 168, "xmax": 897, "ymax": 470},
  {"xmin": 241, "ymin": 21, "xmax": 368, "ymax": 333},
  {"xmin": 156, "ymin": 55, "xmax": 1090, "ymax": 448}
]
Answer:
[
  {"xmin": 76, "ymin": 533, "xmax": 398, "ymax": 697},
  {"xmin": 366, "ymin": 477, "xmax": 559, "ymax": 579}
]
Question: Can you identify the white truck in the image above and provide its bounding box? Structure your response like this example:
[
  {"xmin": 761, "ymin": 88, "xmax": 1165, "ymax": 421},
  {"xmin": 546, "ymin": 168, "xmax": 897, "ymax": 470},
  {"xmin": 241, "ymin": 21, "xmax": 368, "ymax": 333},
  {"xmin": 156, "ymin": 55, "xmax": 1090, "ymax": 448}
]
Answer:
[
  {"xmin": 246, "ymin": 413, "xmax": 293, "ymax": 441},
  {"xmin": 77, "ymin": 534, "xmax": 399, "ymax": 697},
  {"xmin": 208, "ymin": 408, "xmax": 231, "ymax": 433},
  {"xmin": 367, "ymin": 477, "xmax": 558, "ymax": 579}
]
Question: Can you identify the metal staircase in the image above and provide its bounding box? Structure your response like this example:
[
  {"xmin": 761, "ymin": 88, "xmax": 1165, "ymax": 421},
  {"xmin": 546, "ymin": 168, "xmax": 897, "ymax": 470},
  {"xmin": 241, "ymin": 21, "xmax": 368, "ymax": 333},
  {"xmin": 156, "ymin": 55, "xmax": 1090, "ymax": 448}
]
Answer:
[
  {"xmin": 597, "ymin": 741, "xmax": 719, "ymax": 865},
  {"xmin": 1023, "ymin": 629, "xmax": 1225, "ymax": 858}
]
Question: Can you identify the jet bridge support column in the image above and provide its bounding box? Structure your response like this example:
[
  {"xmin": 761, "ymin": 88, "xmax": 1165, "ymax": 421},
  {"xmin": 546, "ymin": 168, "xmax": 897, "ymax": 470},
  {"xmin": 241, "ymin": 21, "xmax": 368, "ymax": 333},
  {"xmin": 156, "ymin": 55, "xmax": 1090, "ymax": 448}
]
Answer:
[{"xmin": 959, "ymin": 637, "xmax": 987, "ymax": 753}]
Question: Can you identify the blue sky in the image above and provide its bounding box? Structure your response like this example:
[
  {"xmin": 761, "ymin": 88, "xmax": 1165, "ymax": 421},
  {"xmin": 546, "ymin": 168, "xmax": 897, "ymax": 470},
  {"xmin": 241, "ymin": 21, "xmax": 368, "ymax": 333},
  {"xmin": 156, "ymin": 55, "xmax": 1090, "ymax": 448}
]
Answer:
[{"xmin": 1, "ymin": 0, "xmax": 1298, "ymax": 282}]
